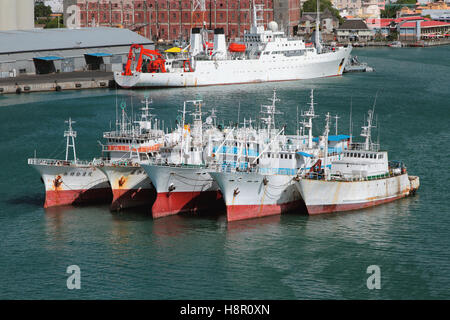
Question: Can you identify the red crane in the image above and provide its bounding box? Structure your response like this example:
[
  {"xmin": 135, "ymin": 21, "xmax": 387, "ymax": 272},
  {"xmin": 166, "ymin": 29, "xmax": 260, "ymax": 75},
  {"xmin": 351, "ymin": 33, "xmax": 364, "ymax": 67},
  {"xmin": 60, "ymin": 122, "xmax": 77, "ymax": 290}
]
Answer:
[{"xmin": 122, "ymin": 44, "xmax": 166, "ymax": 76}]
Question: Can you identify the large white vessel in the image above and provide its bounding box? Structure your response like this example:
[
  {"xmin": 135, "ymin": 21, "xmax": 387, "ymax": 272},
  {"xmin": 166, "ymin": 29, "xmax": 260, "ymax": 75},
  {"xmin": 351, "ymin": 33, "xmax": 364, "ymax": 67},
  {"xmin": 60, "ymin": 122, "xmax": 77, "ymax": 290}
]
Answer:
[
  {"xmin": 28, "ymin": 118, "xmax": 112, "ymax": 208},
  {"xmin": 295, "ymin": 109, "xmax": 420, "ymax": 214},
  {"xmin": 114, "ymin": 2, "xmax": 351, "ymax": 88}
]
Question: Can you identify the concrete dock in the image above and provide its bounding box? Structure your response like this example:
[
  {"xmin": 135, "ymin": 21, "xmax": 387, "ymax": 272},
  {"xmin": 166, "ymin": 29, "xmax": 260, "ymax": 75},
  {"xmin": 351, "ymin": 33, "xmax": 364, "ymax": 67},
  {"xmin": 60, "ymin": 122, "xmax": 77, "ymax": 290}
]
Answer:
[{"xmin": 0, "ymin": 71, "xmax": 115, "ymax": 94}]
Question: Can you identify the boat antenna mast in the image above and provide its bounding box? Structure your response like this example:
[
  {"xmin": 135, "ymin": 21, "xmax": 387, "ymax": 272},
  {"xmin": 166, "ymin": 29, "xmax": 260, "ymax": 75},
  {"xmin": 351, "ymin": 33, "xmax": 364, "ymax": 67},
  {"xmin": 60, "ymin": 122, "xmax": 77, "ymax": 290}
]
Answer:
[
  {"xmin": 64, "ymin": 118, "xmax": 77, "ymax": 163},
  {"xmin": 188, "ymin": 99, "xmax": 204, "ymax": 146},
  {"xmin": 260, "ymin": 89, "xmax": 282, "ymax": 136},
  {"xmin": 301, "ymin": 89, "xmax": 319, "ymax": 149},
  {"xmin": 360, "ymin": 109, "xmax": 376, "ymax": 151},
  {"xmin": 334, "ymin": 114, "xmax": 340, "ymax": 135},
  {"xmin": 136, "ymin": 96, "xmax": 155, "ymax": 133},
  {"xmin": 323, "ymin": 112, "xmax": 331, "ymax": 180}
]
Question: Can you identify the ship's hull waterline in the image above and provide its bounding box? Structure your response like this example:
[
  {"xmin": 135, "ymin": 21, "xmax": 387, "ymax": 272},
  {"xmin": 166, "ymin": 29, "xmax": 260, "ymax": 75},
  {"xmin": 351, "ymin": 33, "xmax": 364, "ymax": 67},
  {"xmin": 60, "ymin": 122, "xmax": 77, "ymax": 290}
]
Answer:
[
  {"xmin": 210, "ymin": 172, "xmax": 305, "ymax": 222},
  {"xmin": 295, "ymin": 174, "xmax": 420, "ymax": 215},
  {"xmin": 30, "ymin": 163, "xmax": 112, "ymax": 208},
  {"xmin": 142, "ymin": 164, "xmax": 224, "ymax": 219},
  {"xmin": 97, "ymin": 164, "xmax": 155, "ymax": 211},
  {"xmin": 114, "ymin": 48, "xmax": 351, "ymax": 88}
]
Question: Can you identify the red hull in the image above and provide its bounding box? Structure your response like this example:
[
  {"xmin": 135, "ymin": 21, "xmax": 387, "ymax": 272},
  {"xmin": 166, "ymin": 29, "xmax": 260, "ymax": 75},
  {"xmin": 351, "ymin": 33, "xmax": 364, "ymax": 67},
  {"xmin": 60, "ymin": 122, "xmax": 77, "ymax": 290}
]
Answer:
[
  {"xmin": 152, "ymin": 191, "xmax": 224, "ymax": 219},
  {"xmin": 306, "ymin": 194, "xmax": 407, "ymax": 215},
  {"xmin": 226, "ymin": 199, "xmax": 305, "ymax": 222},
  {"xmin": 44, "ymin": 188, "xmax": 112, "ymax": 208},
  {"xmin": 110, "ymin": 188, "xmax": 156, "ymax": 211}
]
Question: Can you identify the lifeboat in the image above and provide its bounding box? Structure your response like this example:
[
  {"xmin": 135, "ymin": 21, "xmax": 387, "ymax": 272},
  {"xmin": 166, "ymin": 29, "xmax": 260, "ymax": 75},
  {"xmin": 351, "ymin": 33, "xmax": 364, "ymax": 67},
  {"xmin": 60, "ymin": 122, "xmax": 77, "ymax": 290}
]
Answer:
[{"xmin": 228, "ymin": 43, "xmax": 246, "ymax": 52}]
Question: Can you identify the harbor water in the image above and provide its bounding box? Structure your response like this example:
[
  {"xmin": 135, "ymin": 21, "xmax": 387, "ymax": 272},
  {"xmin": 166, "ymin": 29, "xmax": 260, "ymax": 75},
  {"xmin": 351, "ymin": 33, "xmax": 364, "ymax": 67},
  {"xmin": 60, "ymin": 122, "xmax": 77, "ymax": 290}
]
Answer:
[{"xmin": 0, "ymin": 47, "xmax": 449, "ymax": 299}]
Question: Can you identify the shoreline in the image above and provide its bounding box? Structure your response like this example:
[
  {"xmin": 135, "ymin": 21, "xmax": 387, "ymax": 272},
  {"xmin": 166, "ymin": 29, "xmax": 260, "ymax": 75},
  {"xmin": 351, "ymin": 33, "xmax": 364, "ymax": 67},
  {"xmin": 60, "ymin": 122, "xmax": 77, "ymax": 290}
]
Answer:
[
  {"xmin": 0, "ymin": 71, "xmax": 115, "ymax": 95},
  {"xmin": 0, "ymin": 41, "xmax": 447, "ymax": 95}
]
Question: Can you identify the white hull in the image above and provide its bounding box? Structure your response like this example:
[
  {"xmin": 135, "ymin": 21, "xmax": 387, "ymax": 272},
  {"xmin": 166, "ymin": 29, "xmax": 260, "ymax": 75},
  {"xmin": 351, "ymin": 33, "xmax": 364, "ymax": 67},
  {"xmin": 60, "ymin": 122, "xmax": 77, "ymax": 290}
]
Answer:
[
  {"xmin": 141, "ymin": 164, "xmax": 223, "ymax": 218},
  {"xmin": 295, "ymin": 174, "xmax": 418, "ymax": 214},
  {"xmin": 210, "ymin": 171, "xmax": 303, "ymax": 221},
  {"xmin": 115, "ymin": 48, "xmax": 351, "ymax": 88},
  {"xmin": 97, "ymin": 164, "xmax": 155, "ymax": 210},
  {"xmin": 28, "ymin": 160, "xmax": 111, "ymax": 208}
]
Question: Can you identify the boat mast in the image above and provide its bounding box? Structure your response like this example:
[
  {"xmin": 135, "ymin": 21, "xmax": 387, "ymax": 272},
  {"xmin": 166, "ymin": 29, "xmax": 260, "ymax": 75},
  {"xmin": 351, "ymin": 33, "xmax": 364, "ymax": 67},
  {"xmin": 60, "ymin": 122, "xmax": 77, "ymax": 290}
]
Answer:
[
  {"xmin": 64, "ymin": 118, "xmax": 77, "ymax": 163},
  {"xmin": 361, "ymin": 109, "xmax": 376, "ymax": 151},
  {"xmin": 315, "ymin": 0, "xmax": 322, "ymax": 54},
  {"xmin": 334, "ymin": 114, "xmax": 340, "ymax": 135},
  {"xmin": 301, "ymin": 89, "xmax": 318, "ymax": 149},
  {"xmin": 323, "ymin": 112, "xmax": 330, "ymax": 180}
]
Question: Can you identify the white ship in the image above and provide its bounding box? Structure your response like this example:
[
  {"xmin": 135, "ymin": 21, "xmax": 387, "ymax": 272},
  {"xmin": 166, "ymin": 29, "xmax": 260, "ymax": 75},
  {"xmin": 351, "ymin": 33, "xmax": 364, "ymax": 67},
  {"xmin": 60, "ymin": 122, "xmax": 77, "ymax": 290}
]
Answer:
[
  {"xmin": 141, "ymin": 101, "xmax": 227, "ymax": 218},
  {"xmin": 210, "ymin": 90, "xmax": 347, "ymax": 221},
  {"xmin": 28, "ymin": 118, "xmax": 112, "ymax": 208},
  {"xmin": 94, "ymin": 97, "xmax": 166, "ymax": 211},
  {"xmin": 114, "ymin": 1, "xmax": 351, "ymax": 88},
  {"xmin": 295, "ymin": 108, "xmax": 420, "ymax": 214}
]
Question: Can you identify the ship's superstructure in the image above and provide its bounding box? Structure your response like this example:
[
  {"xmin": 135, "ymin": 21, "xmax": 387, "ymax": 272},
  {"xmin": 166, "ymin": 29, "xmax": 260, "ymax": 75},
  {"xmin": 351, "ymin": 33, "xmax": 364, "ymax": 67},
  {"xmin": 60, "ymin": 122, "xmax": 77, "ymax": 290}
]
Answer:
[
  {"xmin": 28, "ymin": 118, "xmax": 112, "ymax": 208},
  {"xmin": 294, "ymin": 108, "xmax": 420, "ymax": 214},
  {"xmin": 94, "ymin": 97, "xmax": 166, "ymax": 210},
  {"xmin": 114, "ymin": 1, "xmax": 351, "ymax": 88}
]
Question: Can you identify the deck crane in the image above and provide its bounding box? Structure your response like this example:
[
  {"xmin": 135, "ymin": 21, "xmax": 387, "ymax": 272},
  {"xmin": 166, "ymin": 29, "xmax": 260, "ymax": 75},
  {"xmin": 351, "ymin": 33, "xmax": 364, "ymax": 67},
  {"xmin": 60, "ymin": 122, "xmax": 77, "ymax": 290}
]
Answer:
[{"xmin": 122, "ymin": 44, "xmax": 166, "ymax": 76}]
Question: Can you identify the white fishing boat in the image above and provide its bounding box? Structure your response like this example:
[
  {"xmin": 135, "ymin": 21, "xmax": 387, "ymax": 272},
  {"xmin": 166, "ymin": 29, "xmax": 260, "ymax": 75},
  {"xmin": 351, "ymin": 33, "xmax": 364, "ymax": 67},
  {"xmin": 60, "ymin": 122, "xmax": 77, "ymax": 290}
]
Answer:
[
  {"xmin": 294, "ymin": 108, "xmax": 420, "ymax": 214},
  {"xmin": 28, "ymin": 118, "xmax": 112, "ymax": 208}
]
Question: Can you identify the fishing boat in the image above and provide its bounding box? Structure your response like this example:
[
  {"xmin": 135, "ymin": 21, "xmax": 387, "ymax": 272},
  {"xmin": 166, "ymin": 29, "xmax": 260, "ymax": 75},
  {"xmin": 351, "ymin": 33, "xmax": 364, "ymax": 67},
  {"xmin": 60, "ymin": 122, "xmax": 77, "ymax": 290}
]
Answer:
[
  {"xmin": 28, "ymin": 118, "xmax": 112, "ymax": 208},
  {"xmin": 141, "ymin": 101, "xmax": 227, "ymax": 218},
  {"xmin": 294, "ymin": 109, "xmax": 420, "ymax": 214},
  {"xmin": 93, "ymin": 97, "xmax": 165, "ymax": 211},
  {"xmin": 210, "ymin": 90, "xmax": 349, "ymax": 222}
]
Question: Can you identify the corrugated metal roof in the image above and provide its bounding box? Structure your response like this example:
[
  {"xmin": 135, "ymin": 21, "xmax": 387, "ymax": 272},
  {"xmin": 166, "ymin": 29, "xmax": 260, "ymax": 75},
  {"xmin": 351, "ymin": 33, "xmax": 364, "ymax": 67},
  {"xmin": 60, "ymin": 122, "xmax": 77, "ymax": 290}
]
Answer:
[{"xmin": 0, "ymin": 27, "xmax": 153, "ymax": 54}]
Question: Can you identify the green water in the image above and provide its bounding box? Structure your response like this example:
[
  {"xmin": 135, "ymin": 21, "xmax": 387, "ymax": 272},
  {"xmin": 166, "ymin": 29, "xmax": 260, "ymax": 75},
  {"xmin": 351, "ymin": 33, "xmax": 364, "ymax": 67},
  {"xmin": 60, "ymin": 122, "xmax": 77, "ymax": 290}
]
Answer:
[{"xmin": 0, "ymin": 47, "xmax": 449, "ymax": 299}]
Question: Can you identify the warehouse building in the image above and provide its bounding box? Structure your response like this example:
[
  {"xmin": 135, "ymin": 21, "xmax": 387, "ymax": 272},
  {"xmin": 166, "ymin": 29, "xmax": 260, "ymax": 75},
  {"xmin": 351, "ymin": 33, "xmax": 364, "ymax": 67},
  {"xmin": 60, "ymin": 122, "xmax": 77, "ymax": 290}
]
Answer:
[
  {"xmin": 0, "ymin": 27, "xmax": 153, "ymax": 77},
  {"xmin": 64, "ymin": 0, "xmax": 301, "ymax": 41}
]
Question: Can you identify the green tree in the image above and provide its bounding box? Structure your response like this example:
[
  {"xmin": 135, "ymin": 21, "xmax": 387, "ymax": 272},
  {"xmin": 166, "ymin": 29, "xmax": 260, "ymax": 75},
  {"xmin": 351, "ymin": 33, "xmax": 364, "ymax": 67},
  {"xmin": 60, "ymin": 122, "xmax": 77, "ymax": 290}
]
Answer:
[
  {"xmin": 44, "ymin": 17, "xmax": 65, "ymax": 29},
  {"xmin": 381, "ymin": 7, "xmax": 398, "ymax": 18},
  {"xmin": 34, "ymin": 1, "xmax": 52, "ymax": 19},
  {"xmin": 396, "ymin": 0, "xmax": 416, "ymax": 4},
  {"xmin": 302, "ymin": 0, "xmax": 343, "ymax": 24}
]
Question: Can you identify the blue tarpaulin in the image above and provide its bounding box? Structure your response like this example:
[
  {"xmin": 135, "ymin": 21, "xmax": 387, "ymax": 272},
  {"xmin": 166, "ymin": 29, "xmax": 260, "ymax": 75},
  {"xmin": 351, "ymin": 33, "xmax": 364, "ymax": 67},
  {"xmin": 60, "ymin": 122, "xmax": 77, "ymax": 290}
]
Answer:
[
  {"xmin": 297, "ymin": 151, "xmax": 314, "ymax": 157},
  {"xmin": 312, "ymin": 134, "xmax": 351, "ymax": 142},
  {"xmin": 33, "ymin": 56, "xmax": 64, "ymax": 61},
  {"xmin": 84, "ymin": 53, "xmax": 112, "ymax": 57}
]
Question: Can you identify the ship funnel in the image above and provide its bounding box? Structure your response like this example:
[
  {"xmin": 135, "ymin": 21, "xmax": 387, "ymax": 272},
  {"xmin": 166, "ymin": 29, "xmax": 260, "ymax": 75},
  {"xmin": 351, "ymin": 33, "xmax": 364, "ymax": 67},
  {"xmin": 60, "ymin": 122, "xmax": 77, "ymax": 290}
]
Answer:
[
  {"xmin": 213, "ymin": 28, "xmax": 226, "ymax": 59},
  {"xmin": 189, "ymin": 27, "xmax": 203, "ymax": 56}
]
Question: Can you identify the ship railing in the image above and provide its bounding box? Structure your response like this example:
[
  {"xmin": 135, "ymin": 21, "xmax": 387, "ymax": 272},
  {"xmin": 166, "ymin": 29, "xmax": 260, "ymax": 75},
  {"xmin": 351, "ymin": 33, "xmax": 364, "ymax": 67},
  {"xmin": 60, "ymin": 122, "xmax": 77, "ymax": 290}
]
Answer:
[
  {"xmin": 103, "ymin": 131, "xmax": 164, "ymax": 140},
  {"xmin": 146, "ymin": 158, "xmax": 206, "ymax": 169},
  {"xmin": 301, "ymin": 171, "xmax": 395, "ymax": 182},
  {"xmin": 215, "ymin": 164, "xmax": 297, "ymax": 175},
  {"xmin": 27, "ymin": 158, "xmax": 92, "ymax": 166},
  {"xmin": 92, "ymin": 158, "xmax": 140, "ymax": 167},
  {"xmin": 348, "ymin": 142, "xmax": 380, "ymax": 152}
]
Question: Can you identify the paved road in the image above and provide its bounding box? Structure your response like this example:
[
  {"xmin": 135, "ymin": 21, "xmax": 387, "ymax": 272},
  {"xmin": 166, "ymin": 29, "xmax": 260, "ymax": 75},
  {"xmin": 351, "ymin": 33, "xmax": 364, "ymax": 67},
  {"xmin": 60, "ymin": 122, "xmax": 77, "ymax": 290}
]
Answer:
[{"xmin": 0, "ymin": 71, "xmax": 114, "ymax": 85}]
